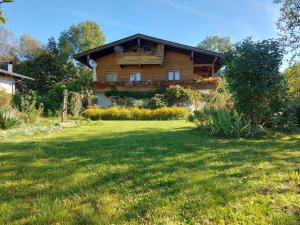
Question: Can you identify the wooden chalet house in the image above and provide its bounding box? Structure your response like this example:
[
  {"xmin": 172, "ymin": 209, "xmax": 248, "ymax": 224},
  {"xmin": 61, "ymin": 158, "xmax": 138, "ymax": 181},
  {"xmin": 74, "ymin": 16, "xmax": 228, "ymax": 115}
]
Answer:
[{"xmin": 74, "ymin": 34, "xmax": 223, "ymax": 107}]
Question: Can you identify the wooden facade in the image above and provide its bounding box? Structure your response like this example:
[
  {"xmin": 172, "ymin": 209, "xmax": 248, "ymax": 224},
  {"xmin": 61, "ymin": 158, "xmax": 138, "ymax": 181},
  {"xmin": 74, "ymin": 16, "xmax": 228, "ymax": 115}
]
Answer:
[{"xmin": 95, "ymin": 49, "xmax": 199, "ymax": 82}]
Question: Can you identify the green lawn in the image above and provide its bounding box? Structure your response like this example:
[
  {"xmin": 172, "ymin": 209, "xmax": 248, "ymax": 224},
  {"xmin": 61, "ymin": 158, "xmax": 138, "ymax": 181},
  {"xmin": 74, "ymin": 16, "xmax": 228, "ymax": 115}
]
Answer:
[{"xmin": 0, "ymin": 121, "xmax": 300, "ymax": 225}]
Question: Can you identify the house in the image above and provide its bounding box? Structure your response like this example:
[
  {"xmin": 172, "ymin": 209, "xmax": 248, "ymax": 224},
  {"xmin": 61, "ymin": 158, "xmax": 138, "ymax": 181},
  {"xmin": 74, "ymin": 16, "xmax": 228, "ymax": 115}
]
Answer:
[
  {"xmin": 74, "ymin": 34, "xmax": 223, "ymax": 107},
  {"xmin": 0, "ymin": 62, "xmax": 34, "ymax": 94}
]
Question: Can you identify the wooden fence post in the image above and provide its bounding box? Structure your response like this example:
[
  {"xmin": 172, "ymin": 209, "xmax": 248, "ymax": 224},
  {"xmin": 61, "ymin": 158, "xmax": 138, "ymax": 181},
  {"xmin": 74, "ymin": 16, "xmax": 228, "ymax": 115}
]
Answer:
[{"xmin": 61, "ymin": 89, "xmax": 68, "ymax": 123}]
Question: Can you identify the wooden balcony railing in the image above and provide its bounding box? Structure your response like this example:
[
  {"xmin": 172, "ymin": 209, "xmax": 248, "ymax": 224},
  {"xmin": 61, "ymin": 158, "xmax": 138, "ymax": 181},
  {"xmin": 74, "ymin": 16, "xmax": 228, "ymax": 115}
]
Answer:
[
  {"xmin": 116, "ymin": 53, "xmax": 163, "ymax": 65},
  {"xmin": 93, "ymin": 78, "xmax": 219, "ymax": 90}
]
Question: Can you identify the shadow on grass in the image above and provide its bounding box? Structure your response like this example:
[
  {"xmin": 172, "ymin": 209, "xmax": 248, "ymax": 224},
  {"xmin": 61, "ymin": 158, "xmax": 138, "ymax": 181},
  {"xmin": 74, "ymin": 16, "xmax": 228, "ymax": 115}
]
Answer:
[{"xmin": 0, "ymin": 124, "xmax": 299, "ymax": 224}]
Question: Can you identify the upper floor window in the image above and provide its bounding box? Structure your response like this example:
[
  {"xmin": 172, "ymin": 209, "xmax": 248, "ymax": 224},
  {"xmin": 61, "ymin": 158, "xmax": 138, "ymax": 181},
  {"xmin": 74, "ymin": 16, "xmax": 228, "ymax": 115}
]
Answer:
[
  {"xmin": 144, "ymin": 47, "xmax": 152, "ymax": 54},
  {"xmin": 168, "ymin": 70, "xmax": 180, "ymax": 81},
  {"xmin": 129, "ymin": 72, "xmax": 141, "ymax": 81},
  {"xmin": 106, "ymin": 72, "xmax": 118, "ymax": 81}
]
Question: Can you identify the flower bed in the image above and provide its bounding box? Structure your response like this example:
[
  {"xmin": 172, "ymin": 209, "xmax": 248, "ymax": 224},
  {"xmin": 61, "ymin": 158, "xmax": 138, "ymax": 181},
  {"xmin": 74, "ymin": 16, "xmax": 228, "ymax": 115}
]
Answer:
[{"xmin": 83, "ymin": 107, "xmax": 188, "ymax": 120}]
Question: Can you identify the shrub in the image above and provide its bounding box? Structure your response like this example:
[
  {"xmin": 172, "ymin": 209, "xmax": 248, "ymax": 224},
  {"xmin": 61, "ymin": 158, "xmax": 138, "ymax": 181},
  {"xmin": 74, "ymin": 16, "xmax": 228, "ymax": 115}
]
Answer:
[
  {"xmin": 41, "ymin": 85, "xmax": 65, "ymax": 114},
  {"xmin": 12, "ymin": 91, "xmax": 43, "ymax": 123},
  {"xmin": 188, "ymin": 109, "xmax": 211, "ymax": 127},
  {"xmin": 83, "ymin": 107, "xmax": 188, "ymax": 120},
  {"xmin": 201, "ymin": 88, "xmax": 234, "ymax": 111},
  {"xmin": 191, "ymin": 108, "xmax": 253, "ymax": 137},
  {"xmin": 163, "ymin": 85, "xmax": 193, "ymax": 106},
  {"xmin": 0, "ymin": 108, "xmax": 21, "ymax": 130},
  {"xmin": 289, "ymin": 98, "xmax": 300, "ymax": 126},
  {"xmin": 147, "ymin": 94, "xmax": 166, "ymax": 109},
  {"xmin": 208, "ymin": 109, "xmax": 251, "ymax": 137},
  {"xmin": 147, "ymin": 86, "xmax": 197, "ymax": 109},
  {"xmin": 269, "ymin": 107, "xmax": 298, "ymax": 132},
  {"xmin": 0, "ymin": 90, "xmax": 11, "ymax": 107}
]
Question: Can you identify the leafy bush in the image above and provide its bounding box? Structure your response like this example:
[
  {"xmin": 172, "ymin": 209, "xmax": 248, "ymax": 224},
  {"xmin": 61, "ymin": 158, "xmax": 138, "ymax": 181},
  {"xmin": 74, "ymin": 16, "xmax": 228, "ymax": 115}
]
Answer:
[
  {"xmin": 188, "ymin": 109, "xmax": 211, "ymax": 127},
  {"xmin": 0, "ymin": 90, "xmax": 11, "ymax": 107},
  {"xmin": 0, "ymin": 108, "xmax": 21, "ymax": 130},
  {"xmin": 269, "ymin": 108, "xmax": 298, "ymax": 132},
  {"xmin": 83, "ymin": 107, "xmax": 188, "ymax": 120},
  {"xmin": 12, "ymin": 90, "xmax": 43, "ymax": 123},
  {"xmin": 147, "ymin": 86, "xmax": 197, "ymax": 109},
  {"xmin": 41, "ymin": 85, "xmax": 65, "ymax": 114},
  {"xmin": 201, "ymin": 88, "xmax": 234, "ymax": 111},
  {"xmin": 147, "ymin": 94, "xmax": 166, "ymax": 109},
  {"xmin": 163, "ymin": 85, "xmax": 193, "ymax": 106},
  {"xmin": 289, "ymin": 98, "xmax": 300, "ymax": 126}
]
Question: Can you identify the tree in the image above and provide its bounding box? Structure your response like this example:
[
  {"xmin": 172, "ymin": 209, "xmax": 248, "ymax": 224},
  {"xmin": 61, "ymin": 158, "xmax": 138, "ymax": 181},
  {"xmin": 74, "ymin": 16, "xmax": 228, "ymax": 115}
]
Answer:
[
  {"xmin": 197, "ymin": 36, "xmax": 233, "ymax": 53},
  {"xmin": 0, "ymin": 0, "xmax": 13, "ymax": 24},
  {"xmin": 284, "ymin": 62, "xmax": 300, "ymax": 95},
  {"xmin": 223, "ymin": 38, "xmax": 289, "ymax": 128},
  {"xmin": 17, "ymin": 34, "xmax": 42, "ymax": 60},
  {"xmin": 15, "ymin": 50, "xmax": 78, "ymax": 95},
  {"xmin": 58, "ymin": 20, "xmax": 105, "ymax": 62},
  {"xmin": 47, "ymin": 36, "xmax": 59, "ymax": 56},
  {"xmin": 0, "ymin": 27, "xmax": 17, "ymax": 64},
  {"xmin": 274, "ymin": 0, "xmax": 300, "ymax": 59}
]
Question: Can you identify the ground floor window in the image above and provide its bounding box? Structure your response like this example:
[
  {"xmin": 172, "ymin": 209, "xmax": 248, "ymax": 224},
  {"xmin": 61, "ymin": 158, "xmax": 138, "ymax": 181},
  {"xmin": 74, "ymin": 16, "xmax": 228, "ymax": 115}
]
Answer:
[
  {"xmin": 129, "ymin": 72, "xmax": 141, "ymax": 81},
  {"xmin": 106, "ymin": 72, "xmax": 118, "ymax": 81},
  {"xmin": 168, "ymin": 70, "xmax": 181, "ymax": 80}
]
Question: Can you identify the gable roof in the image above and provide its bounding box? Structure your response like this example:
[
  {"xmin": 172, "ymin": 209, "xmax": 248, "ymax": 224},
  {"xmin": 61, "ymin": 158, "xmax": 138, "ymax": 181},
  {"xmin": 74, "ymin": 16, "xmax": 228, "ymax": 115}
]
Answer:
[
  {"xmin": 74, "ymin": 33, "xmax": 223, "ymax": 68},
  {"xmin": 0, "ymin": 69, "xmax": 34, "ymax": 81}
]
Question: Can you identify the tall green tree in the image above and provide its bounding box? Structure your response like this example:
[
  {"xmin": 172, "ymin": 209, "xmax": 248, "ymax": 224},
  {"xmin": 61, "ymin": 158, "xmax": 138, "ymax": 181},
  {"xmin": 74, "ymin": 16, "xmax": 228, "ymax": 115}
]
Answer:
[
  {"xmin": 223, "ymin": 38, "xmax": 289, "ymax": 128},
  {"xmin": 58, "ymin": 20, "xmax": 105, "ymax": 62},
  {"xmin": 47, "ymin": 36, "xmax": 59, "ymax": 56},
  {"xmin": 197, "ymin": 36, "xmax": 233, "ymax": 53},
  {"xmin": 274, "ymin": 0, "xmax": 300, "ymax": 59},
  {"xmin": 0, "ymin": 0, "xmax": 13, "ymax": 24}
]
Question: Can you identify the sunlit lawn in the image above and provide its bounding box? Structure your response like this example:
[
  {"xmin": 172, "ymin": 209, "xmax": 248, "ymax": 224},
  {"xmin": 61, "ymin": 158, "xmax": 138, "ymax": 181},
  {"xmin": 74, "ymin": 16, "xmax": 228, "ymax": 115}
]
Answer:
[{"xmin": 0, "ymin": 121, "xmax": 300, "ymax": 225}]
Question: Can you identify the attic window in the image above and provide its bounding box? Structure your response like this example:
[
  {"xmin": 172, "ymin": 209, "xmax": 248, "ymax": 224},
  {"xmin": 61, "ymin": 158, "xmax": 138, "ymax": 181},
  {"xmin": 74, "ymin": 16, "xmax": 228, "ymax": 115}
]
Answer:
[{"xmin": 144, "ymin": 47, "xmax": 152, "ymax": 54}]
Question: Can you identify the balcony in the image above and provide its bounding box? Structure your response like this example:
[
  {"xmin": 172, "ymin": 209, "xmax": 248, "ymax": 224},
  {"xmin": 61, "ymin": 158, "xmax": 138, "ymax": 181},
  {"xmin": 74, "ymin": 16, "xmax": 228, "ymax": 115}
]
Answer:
[
  {"xmin": 93, "ymin": 78, "xmax": 219, "ymax": 90},
  {"xmin": 116, "ymin": 53, "xmax": 163, "ymax": 65},
  {"xmin": 116, "ymin": 43, "xmax": 165, "ymax": 65}
]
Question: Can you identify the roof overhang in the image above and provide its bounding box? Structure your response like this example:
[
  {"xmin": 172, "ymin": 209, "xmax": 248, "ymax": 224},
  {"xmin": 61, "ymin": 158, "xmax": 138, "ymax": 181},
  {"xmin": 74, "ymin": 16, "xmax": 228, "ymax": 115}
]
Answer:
[{"xmin": 0, "ymin": 69, "xmax": 34, "ymax": 81}]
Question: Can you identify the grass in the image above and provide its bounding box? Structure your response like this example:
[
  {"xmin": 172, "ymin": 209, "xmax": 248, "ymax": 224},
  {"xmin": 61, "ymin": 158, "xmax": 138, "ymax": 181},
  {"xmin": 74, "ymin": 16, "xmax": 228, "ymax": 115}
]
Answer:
[{"xmin": 0, "ymin": 120, "xmax": 300, "ymax": 225}]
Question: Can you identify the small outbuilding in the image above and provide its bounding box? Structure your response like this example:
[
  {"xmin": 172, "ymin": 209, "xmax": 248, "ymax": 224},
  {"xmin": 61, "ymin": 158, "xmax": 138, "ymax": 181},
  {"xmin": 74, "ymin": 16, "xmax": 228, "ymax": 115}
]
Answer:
[{"xmin": 0, "ymin": 62, "xmax": 34, "ymax": 94}]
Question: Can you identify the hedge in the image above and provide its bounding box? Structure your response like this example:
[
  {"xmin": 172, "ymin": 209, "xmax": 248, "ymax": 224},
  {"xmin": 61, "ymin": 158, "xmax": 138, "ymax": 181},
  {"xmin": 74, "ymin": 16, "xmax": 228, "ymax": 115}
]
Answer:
[
  {"xmin": 83, "ymin": 107, "xmax": 188, "ymax": 120},
  {"xmin": 104, "ymin": 89, "xmax": 165, "ymax": 99}
]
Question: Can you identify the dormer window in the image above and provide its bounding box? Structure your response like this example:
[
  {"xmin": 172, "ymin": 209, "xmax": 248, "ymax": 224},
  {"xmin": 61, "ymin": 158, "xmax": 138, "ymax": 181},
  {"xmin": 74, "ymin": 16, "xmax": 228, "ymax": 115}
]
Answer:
[{"xmin": 144, "ymin": 47, "xmax": 152, "ymax": 54}]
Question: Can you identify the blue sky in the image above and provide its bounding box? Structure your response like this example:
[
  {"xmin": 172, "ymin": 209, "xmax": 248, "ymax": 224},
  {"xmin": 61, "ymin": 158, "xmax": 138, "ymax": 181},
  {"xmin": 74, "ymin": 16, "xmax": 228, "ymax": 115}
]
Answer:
[{"xmin": 2, "ymin": 0, "xmax": 280, "ymax": 46}]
